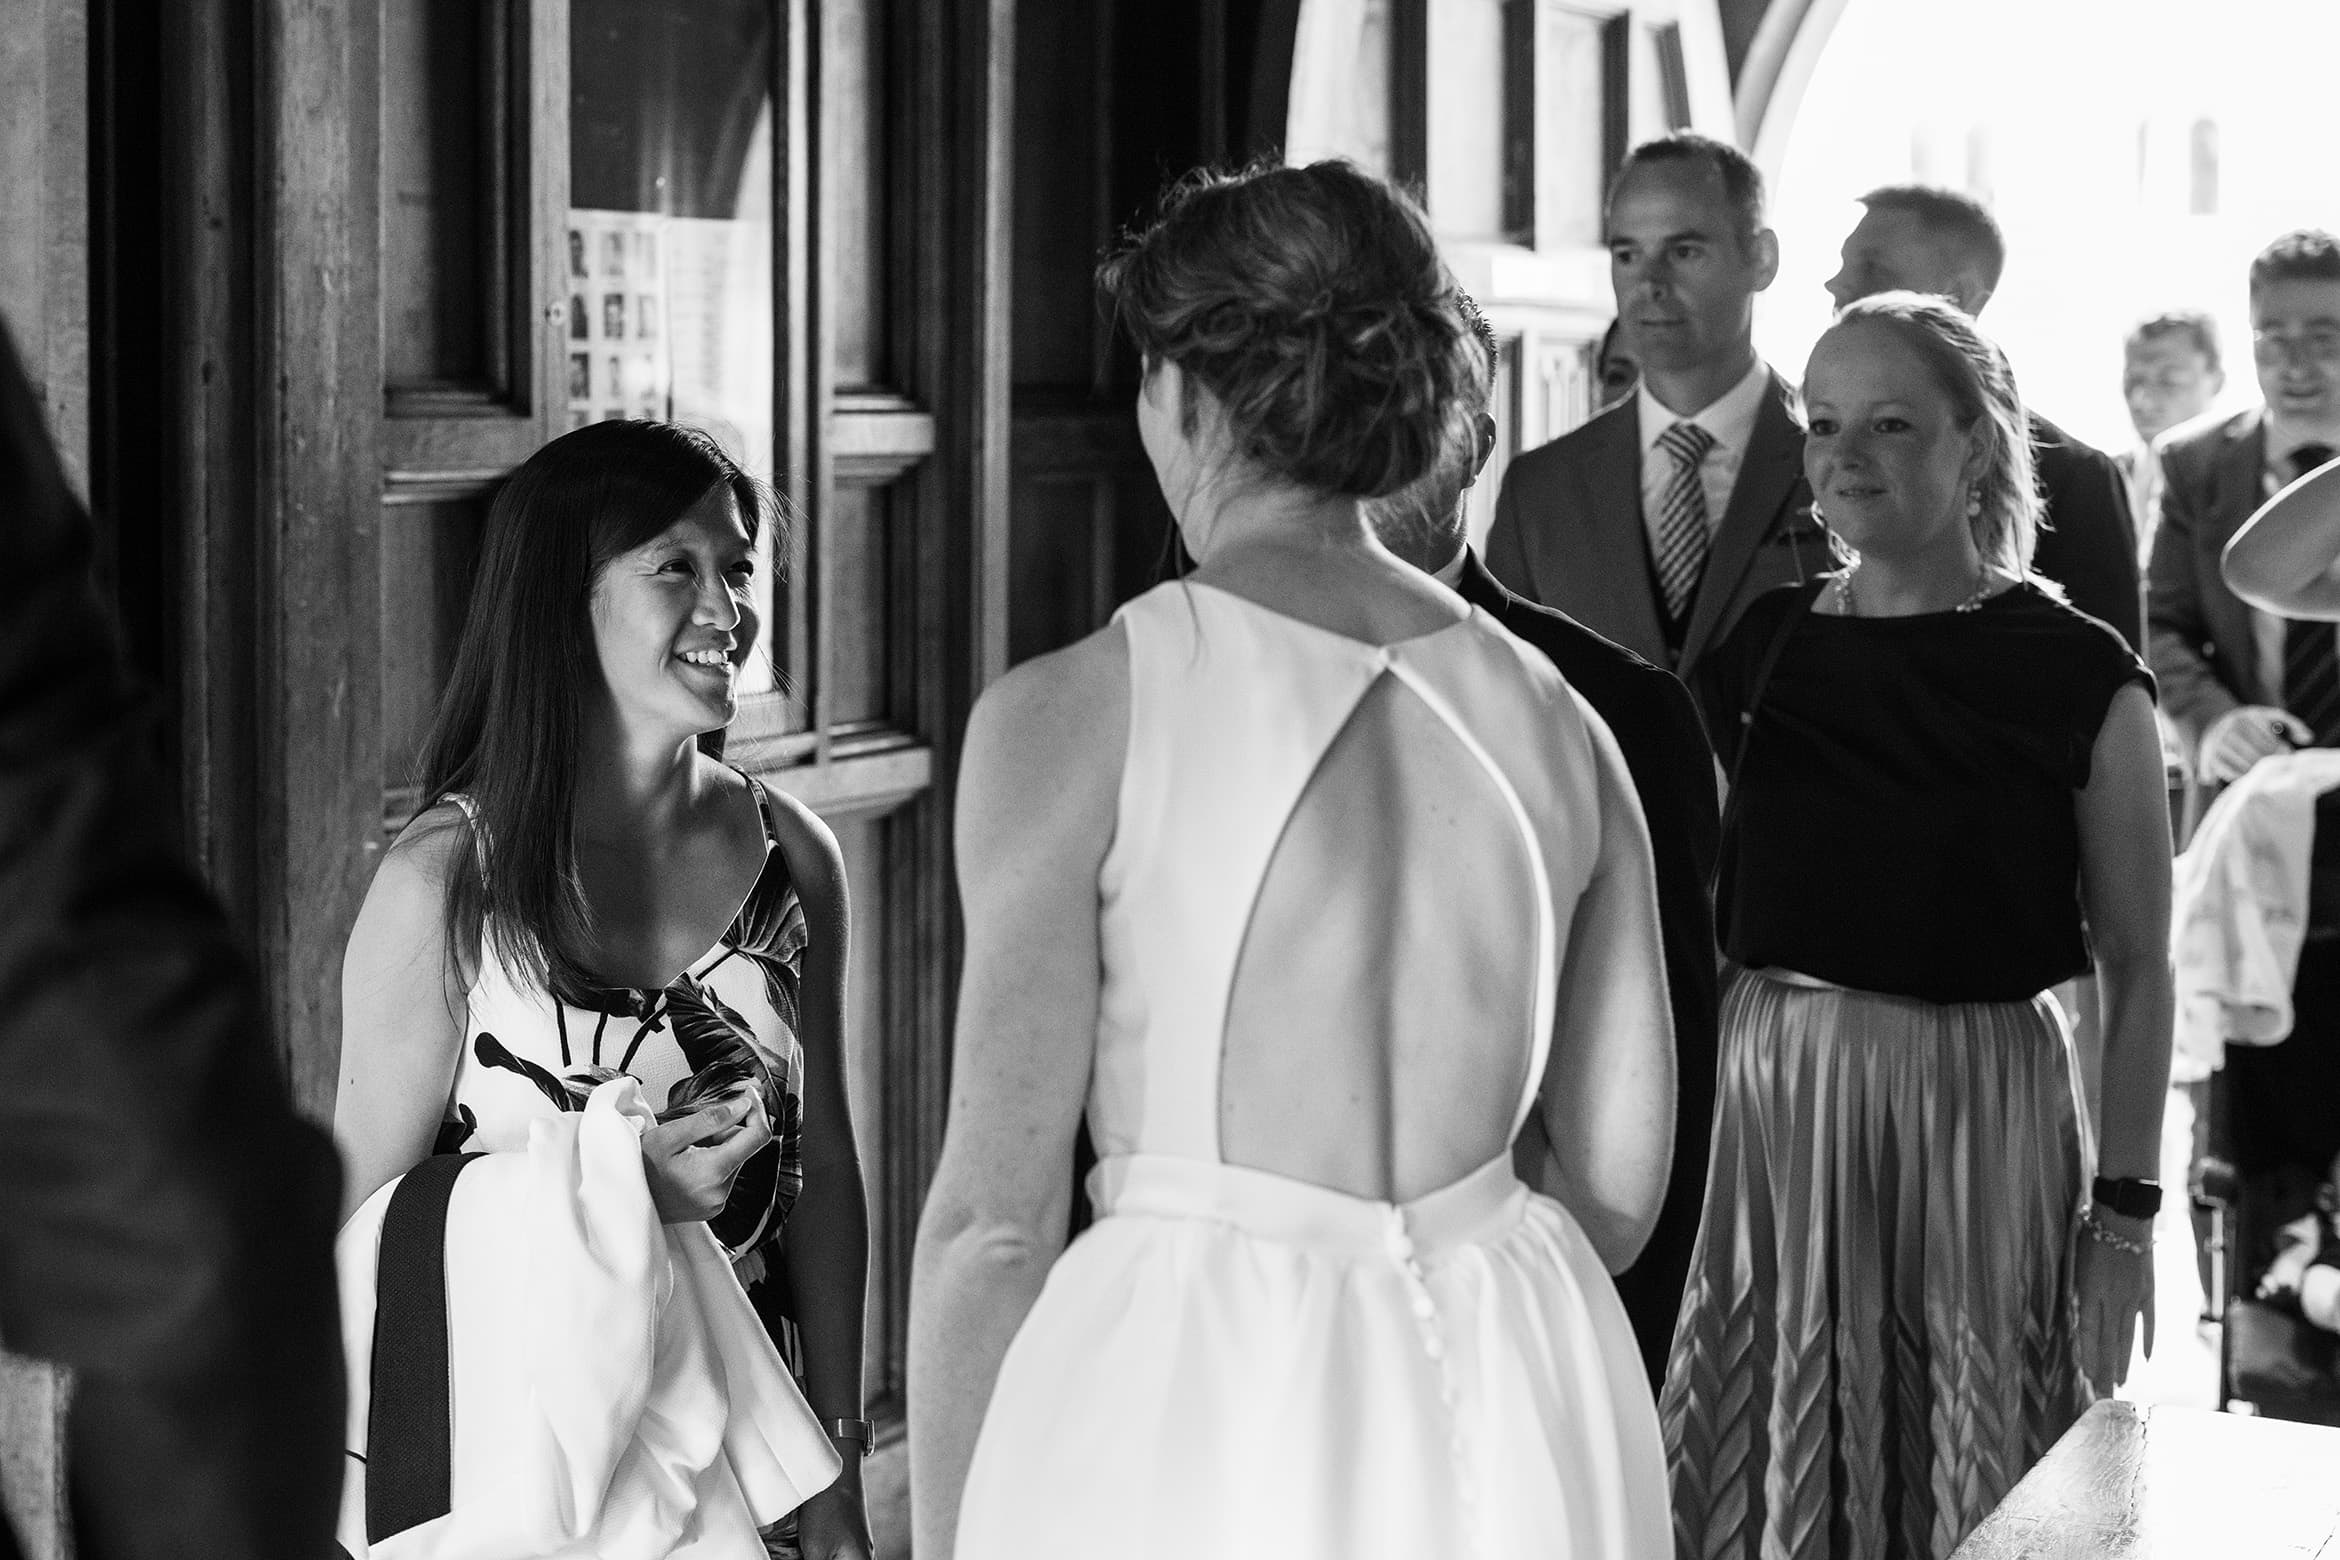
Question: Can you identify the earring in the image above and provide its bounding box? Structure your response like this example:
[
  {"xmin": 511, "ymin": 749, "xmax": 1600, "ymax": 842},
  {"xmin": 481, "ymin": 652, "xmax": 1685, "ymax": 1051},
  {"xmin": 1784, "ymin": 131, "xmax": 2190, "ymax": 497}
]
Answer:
[
  {"xmin": 1808, "ymin": 499, "xmax": 1826, "ymax": 526},
  {"xmin": 1966, "ymin": 487, "xmax": 1983, "ymax": 518}
]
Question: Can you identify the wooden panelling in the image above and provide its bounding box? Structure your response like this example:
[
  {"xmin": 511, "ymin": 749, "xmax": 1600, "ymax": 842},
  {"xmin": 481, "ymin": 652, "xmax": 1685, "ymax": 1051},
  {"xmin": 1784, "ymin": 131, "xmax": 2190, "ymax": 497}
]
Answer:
[
  {"xmin": 381, "ymin": 0, "xmax": 490, "ymax": 388},
  {"xmin": 0, "ymin": 0, "xmax": 88, "ymax": 500},
  {"xmin": 379, "ymin": 491, "xmax": 490, "ymax": 795},
  {"xmin": 266, "ymin": 0, "xmax": 385, "ymax": 1119},
  {"xmin": 823, "ymin": 0, "xmax": 888, "ymax": 389},
  {"xmin": 832, "ymin": 390, "xmax": 936, "ymax": 483},
  {"xmin": 1508, "ymin": 0, "xmax": 1626, "ymax": 254},
  {"xmin": 1008, "ymin": 472, "xmax": 1102, "ymax": 666},
  {"xmin": 0, "ymin": 1353, "xmax": 65, "ymax": 1560},
  {"xmin": 1008, "ymin": 0, "xmax": 1104, "ymax": 390},
  {"xmin": 825, "ymin": 483, "xmax": 891, "ymax": 727},
  {"xmin": 1427, "ymin": 0, "xmax": 1508, "ymax": 239}
]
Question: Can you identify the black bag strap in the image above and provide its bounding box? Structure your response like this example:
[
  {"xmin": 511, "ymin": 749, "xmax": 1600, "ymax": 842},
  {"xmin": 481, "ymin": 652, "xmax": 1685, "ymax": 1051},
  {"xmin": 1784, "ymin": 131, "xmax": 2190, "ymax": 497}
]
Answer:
[
  {"xmin": 1720, "ymin": 578, "xmax": 1826, "ymax": 832},
  {"xmin": 365, "ymin": 1151, "xmax": 482, "ymax": 1543}
]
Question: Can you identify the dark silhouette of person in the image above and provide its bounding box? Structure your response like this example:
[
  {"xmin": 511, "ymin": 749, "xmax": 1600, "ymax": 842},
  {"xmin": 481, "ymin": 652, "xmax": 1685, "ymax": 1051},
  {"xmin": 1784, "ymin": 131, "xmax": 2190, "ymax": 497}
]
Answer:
[{"xmin": 0, "ymin": 316, "xmax": 344, "ymax": 1560}]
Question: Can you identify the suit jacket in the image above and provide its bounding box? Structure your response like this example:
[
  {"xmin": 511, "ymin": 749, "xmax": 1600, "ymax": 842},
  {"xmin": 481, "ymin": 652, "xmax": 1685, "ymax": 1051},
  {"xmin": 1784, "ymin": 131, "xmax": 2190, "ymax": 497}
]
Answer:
[
  {"xmin": 1455, "ymin": 549, "xmax": 1720, "ymax": 1389},
  {"xmin": 2149, "ymin": 406, "xmax": 2268, "ymax": 755},
  {"xmin": 0, "ymin": 320, "xmax": 343, "ymax": 1559},
  {"xmin": 2032, "ymin": 410, "xmax": 2144, "ymax": 653},
  {"xmin": 1484, "ymin": 368, "xmax": 1830, "ymax": 684}
]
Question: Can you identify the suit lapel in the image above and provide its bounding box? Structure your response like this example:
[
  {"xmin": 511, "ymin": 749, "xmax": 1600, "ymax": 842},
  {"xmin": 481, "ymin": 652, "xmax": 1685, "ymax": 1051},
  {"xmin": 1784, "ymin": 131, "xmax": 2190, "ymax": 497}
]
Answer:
[
  {"xmin": 1456, "ymin": 546, "xmax": 1520, "ymax": 622},
  {"xmin": 2204, "ymin": 409, "xmax": 2268, "ymax": 698},
  {"xmin": 2206, "ymin": 409, "xmax": 2266, "ymax": 551},
  {"xmin": 1571, "ymin": 406, "xmax": 1664, "ymax": 661},
  {"xmin": 1680, "ymin": 371, "xmax": 1801, "ymax": 671}
]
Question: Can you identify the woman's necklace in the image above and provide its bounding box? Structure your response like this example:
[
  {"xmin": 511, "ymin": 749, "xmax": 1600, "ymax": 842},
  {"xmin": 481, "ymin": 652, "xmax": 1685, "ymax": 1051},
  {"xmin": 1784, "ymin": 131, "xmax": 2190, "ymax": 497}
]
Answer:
[{"xmin": 1834, "ymin": 562, "xmax": 1997, "ymax": 617}]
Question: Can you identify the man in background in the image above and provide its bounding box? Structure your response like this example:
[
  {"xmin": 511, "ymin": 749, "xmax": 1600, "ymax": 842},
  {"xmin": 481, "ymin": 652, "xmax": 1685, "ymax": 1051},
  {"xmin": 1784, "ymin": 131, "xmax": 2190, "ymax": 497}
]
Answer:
[
  {"xmin": 1488, "ymin": 132, "xmax": 1830, "ymax": 685},
  {"xmin": 1826, "ymin": 184, "xmax": 2145, "ymax": 651},
  {"xmin": 2152, "ymin": 229, "xmax": 2340, "ymax": 1298},
  {"xmin": 0, "ymin": 317, "xmax": 343, "ymax": 1559},
  {"xmin": 1593, "ymin": 318, "xmax": 1640, "ymax": 415},
  {"xmin": 2121, "ymin": 310, "xmax": 2226, "ymax": 567},
  {"xmin": 1373, "ymin": 303, "xmax": 1720, "ymax": 1390}
]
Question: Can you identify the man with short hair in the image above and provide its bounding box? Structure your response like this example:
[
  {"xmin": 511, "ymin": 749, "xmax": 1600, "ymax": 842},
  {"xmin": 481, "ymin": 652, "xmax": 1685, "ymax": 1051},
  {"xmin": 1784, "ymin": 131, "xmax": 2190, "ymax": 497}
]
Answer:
[
  {"xmin": 1487, "ymin": 132, "xmax": 1831, "ymax": 684},
  {"xmin": 2154, "ymin": 231, "xmax": 2340, "ymax": 783},
  {"xmin": 1825, "ymin": 183, "xmax": 2145, "ymax": 650},
  {"xmin": 1371, "ymin": 303, "xmax": 1719, "ymax": 1391},
  {"xmin": 2151, "ymin": 228, "xmax": 2340, "ymax": 1272},
  {"xmin": 2121, "ymin": 311, "xmax": 2226, "ymax": 565}
]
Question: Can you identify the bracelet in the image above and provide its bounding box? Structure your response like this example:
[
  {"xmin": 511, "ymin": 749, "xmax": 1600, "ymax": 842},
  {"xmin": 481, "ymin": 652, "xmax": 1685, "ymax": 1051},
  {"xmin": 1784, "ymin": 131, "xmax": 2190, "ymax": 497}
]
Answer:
[
  {"xmin": 828, "ymin": 1417, "xmax": 875, "ymax": 1456},
  {"xmin": 2080, "ymin": 1209, "xmax": 2151, "ymax": 1256}
]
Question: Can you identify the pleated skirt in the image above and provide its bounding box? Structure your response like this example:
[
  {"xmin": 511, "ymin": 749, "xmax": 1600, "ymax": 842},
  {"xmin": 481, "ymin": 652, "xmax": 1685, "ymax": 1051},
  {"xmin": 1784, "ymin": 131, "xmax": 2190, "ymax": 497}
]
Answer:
[
  {"xmin": 956, "ymin": 1152, "xmax": 1670, "ymax": 1560},
  {"xmin": 1660, "ymin": 967, "xmax": 2094, "ymax": 1560}
]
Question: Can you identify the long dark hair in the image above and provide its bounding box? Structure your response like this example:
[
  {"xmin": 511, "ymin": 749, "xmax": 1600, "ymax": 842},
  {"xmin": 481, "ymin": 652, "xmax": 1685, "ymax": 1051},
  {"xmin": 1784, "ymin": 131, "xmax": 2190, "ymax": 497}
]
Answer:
[
  {"xmin": 1098, "ymin": 160, "xmax": 1477, "ymax": 501},
  {"xmin": 417, "ymin": 419, "xmax": 773, "ymax": 996}
]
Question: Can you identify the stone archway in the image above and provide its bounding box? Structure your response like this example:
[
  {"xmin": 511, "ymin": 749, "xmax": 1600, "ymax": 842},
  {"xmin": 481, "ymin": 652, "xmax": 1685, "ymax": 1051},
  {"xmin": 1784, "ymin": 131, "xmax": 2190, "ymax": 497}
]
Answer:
[{"xmin": 1733, "ymin": 0, "xmax": 1853, "ymax": 174}]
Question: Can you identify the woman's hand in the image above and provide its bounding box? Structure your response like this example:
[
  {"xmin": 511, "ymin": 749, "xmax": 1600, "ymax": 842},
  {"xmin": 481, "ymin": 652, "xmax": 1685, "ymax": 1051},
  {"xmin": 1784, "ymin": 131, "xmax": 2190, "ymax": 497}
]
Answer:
[
  {"xmin": 793, "ymin": 1476, "xmax": 874, "ymax": 1560},
  {"xmin": 2073, "ymin": 1208, "xmax": 2155, "ymax": 1393},
  {"xmin": 640, "ymin": 1086, "xmax": 770, "ymax": 1224}
]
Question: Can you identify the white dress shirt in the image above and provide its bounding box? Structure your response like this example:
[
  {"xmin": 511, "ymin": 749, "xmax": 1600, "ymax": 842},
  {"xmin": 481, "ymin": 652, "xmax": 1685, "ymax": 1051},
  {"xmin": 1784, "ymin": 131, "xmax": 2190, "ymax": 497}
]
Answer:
[{"xmin": 1635, "ymin": 358, "xmax": 1770, "ymax": 561}]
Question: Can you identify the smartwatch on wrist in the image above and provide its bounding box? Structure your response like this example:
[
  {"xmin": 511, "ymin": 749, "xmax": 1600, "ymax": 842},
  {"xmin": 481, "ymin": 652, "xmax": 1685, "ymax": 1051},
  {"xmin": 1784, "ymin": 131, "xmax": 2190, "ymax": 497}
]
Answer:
[
  {"xmin": 2092, "ymin": 1175, "xmax": 2162, "ymax": 1221},
  {"xmin": 828, "ymin": 1417, "xmax": 876, "ymax": 1456}
]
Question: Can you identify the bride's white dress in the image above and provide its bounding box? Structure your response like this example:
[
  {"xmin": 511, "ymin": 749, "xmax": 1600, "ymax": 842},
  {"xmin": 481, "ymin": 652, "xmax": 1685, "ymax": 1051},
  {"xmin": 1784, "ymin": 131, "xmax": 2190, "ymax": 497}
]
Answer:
[{"xmin": 954, "ymin": 580, "xmax": 1671, "ymax": 1560}]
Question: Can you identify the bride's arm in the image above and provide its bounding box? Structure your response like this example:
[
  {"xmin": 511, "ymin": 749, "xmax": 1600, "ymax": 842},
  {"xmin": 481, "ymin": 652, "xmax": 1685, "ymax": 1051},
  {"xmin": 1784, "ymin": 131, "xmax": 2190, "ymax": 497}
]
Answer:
[
  {"xmin": 909, "ymin": 626, "xmax": 1127, "ymax": 1558},
  {"xmin": 2224, "ymin": 456, "xmax": 2340, "ymax": 620},
  {"xmin": 1524, "ymin": 703, "xmax": 1676, "ymax": 1274}
]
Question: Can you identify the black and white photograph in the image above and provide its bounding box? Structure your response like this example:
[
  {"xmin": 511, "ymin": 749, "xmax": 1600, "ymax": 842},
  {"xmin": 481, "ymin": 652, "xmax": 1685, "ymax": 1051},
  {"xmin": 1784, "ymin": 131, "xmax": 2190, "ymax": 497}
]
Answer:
[{"xmin": 11, "ymin": 3, "xmax": 2340, "ymax": 1559}]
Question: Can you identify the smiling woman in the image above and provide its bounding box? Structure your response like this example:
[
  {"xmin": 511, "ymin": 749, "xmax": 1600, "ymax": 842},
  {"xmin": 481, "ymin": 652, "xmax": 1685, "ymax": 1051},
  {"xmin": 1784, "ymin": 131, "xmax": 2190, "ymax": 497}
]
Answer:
[
  {"xmin": 330, "ymin": 420, "xmax": 874, "ymax": 1558},
  {"xmin": 589, "ymin": 482, "xmax": 763, "ymax": 742},
  {"xmin": 1666, "ymin": 294, "xmax": 2174, "ymax": 1560}
]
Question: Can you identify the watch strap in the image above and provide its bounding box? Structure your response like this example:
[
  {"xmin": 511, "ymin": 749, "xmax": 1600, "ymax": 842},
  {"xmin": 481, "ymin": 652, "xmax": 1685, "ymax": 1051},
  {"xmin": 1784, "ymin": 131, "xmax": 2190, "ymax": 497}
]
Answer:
[
  {"xmin": 2092, "ymin": 1175, "xmax": 2162, "ymax": 1220},
  {"xmin": 828, "ymin": 1416, "xmax": 876, "ymax": 1455}
]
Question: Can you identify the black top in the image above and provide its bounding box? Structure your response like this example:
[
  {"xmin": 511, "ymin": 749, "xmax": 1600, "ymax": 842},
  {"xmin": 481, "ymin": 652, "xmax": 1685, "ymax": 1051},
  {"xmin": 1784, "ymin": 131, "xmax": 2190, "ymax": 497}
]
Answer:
[
  {"xmin": 1701, "ymin": 579, "xmax": 2154, "ymax": 1005},
  {"xmin": 1455, "ymin": 549, "xmax": 1720, "ymax": 1388}
]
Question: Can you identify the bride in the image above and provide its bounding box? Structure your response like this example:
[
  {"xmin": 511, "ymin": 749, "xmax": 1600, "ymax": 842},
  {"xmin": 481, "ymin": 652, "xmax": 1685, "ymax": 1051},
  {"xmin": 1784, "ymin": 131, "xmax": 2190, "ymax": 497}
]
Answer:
[{"xmin": 908, "ymin": 160, "xmax": 1675, "ymax": 1560}]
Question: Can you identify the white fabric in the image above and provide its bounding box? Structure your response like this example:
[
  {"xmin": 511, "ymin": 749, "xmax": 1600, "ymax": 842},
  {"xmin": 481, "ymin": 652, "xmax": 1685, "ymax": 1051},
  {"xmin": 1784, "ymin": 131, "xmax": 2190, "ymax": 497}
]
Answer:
[
  {"xmin": 1635, "ymin": 355, "xmax": 1767, "ymax": 545},
  {"xmin": 2123, "ymin": 442, "xmax": 2164, "ymax": 572},
  {"xmin": 335, "ymin": 1078, "xmax": 838, "ymax": 1558},
  {"xmin": 957, "ymin": 581, "xmax": 1670, "ymax": 1560},
  {"xmin": 2170, "ymin": 749, "xmax": 2340, "ymax": 1079},
  {"xmin": 2302, "ymin": 1263, "xmax": 2340, "ymax": 1333}
]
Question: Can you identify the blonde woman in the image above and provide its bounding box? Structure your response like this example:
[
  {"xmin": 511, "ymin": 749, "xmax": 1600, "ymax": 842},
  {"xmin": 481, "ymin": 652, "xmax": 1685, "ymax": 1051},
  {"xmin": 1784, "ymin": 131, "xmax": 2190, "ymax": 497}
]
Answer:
[{"xmin": 1666, "ymin": 293, "xmax": 2173, "ymax": 1560}]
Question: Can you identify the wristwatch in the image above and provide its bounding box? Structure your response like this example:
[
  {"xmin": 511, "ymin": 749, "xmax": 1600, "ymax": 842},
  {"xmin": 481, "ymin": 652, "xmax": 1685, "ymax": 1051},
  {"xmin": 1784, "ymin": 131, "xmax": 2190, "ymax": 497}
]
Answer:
[
  {"xmin": 828, "ymin": 1417, "xmax": 876, "ymax": 1456},
  {"xmin": 2092, "ymin": 1175, "xmax": 2162, "ymax": 1220}
]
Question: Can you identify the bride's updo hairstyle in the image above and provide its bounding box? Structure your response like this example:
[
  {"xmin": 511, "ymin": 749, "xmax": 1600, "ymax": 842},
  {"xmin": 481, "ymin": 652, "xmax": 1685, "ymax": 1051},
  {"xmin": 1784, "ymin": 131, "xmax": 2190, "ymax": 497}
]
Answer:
[{"xmin": 1099, "ymin": 160, "xmax": 1476, "ymax": 501}]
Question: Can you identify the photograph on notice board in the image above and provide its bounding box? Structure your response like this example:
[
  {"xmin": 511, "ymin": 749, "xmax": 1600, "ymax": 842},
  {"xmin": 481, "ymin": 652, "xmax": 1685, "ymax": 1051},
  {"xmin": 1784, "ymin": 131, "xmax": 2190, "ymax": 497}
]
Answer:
[{"xmin": 565, "ymin": 211, "xmax": 672, "ymax": 428}]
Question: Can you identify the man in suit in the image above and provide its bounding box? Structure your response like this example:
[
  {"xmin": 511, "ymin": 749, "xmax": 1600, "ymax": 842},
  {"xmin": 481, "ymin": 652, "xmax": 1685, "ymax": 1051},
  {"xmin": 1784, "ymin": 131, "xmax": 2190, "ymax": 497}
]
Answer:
[
  {"xmin": 1487, "ymin": 133, "xmax": 1831, "ymax": 684},
  {"xmin": 1373, "ymin": 303, "xmax": 1720, "ymax": 1390},
  {"xmin": 0, "ymin": 315, "xmax": 344, "ymax": 1559},
  {"xmin": 2119, "ymin": 310, "xmax": 2226, "ymax": 569},
  {"xmin": 1825, "ymin": 184, "xmax": 2145, "ymax": 651},
  {"xmin": 2153, "ymin": 232, "xmax": 2340, "ymax": 1220}
]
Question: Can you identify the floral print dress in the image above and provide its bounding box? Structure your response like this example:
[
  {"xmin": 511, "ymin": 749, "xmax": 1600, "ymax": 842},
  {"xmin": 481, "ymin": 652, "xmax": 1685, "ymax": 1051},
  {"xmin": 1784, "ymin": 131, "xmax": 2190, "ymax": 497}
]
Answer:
[{"xmin": 440, "ymin": 774, "xmax": 808, "ymax": 1275}]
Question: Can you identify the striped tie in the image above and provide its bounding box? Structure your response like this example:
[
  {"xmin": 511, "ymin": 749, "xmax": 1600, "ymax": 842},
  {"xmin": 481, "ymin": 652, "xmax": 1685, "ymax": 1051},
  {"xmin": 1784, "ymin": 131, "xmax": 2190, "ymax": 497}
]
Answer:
[
  {"xmin": 1653, "ymin": 420, "xmax": 1717, "ymax": 623},
  {"xmin": 2284, "ymin": 442, "xmax": 2340, "ymax": 746}
]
